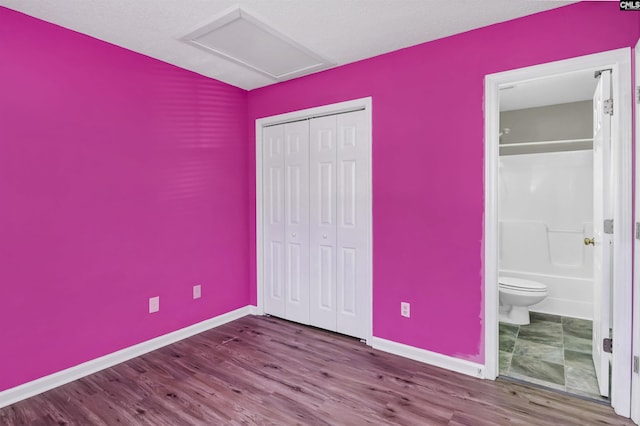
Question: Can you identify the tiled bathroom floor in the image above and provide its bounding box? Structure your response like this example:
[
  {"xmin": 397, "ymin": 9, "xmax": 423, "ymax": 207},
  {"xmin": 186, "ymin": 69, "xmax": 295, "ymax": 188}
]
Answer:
[{"xmin": 499, "ymin": 312, "xmax": 606, "ymax": 401}]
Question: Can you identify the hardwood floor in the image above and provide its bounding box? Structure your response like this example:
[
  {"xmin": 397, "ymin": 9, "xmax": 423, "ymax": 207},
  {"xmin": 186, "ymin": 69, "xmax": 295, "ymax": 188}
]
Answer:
[{"xmin": 1, "ymin": 315, "xmax": 632, "ymax": 425}]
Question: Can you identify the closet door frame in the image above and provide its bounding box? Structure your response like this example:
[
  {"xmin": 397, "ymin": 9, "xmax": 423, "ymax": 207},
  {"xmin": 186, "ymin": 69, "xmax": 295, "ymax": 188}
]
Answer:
[{"xmin": 255, "ymin": 97, "xmax": 373, "ymax": 344}]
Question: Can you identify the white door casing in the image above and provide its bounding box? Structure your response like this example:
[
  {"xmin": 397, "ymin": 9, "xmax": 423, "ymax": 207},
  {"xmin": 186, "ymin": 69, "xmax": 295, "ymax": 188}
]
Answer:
[
  {"xmin": 631, "ymin": 37, "xmax": 640, "ymax": 425},
  {"xmin": 592, "ymin": 69, "xmax": 612, "ymax": 398},
  {"xmin": 484, "ymin": 48, "xmax": 632, "ymax": 416}
]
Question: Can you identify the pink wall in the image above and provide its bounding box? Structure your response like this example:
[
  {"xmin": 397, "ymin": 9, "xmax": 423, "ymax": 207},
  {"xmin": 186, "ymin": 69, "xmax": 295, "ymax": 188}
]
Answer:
[
  {"xmin": 1, "ymin": 2, "xmax": 638, "ymax": 394},
  {"xmin": 248, "ymin": 3, "xmax": 640, "ymax": 363},
  {"xmin": 0, "ymin": 8, "xmax": 249, "ymax": 391}
]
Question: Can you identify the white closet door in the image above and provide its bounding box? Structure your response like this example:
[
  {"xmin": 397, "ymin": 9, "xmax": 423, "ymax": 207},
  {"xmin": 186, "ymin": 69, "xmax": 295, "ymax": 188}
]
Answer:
[
  {"xmin": 283, "ymin": 121, "xmax": 310, "ymax": 324},
  {"xmin": 263, "ymin": 125, "xmax": 286, "ymax": 318},
  {"xmin": 264, "ymin": 108, "xmax": 370, "ymax": 340},
  {"xmin": 336, "ymin": 110, "xmax": 369, "ymax": 339},
  {"xmin": 309, "ymin": 116, "xmax": 338, "ymax": 331}
]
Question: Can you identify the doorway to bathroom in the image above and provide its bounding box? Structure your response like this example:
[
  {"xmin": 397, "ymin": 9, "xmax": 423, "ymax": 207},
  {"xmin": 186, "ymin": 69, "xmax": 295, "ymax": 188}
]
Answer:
[
  {"xmin": 484, "ymin": 48, "xmax": 632, "ymax": 416},
  {"xmin": 498, "ymin": 78, "xmax": 599, "ymax": 398}
]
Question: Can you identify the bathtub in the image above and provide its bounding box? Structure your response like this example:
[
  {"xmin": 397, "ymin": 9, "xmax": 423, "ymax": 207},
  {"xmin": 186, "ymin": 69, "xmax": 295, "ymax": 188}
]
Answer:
[
  {"xmin": 499, "ymin": 151, "xmax": 594, "ymax": 320},
  {"xmin": 499, "ymin": 220, "xmax": 593, "ymax": 320},
  {"xmin": 499, "ymin": 269, "xmax": 592, "ymax": 320}
]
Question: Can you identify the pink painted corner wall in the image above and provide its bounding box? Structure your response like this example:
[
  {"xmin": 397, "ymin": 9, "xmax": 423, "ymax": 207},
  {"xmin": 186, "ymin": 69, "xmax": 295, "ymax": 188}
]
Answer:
[
  {"xmin": 0, "ymin": 8, "xmax": 249, "ymax": 391},
  {"xmin": 247, "ymin": 3, "xmax": 640, "ymax": 363}
]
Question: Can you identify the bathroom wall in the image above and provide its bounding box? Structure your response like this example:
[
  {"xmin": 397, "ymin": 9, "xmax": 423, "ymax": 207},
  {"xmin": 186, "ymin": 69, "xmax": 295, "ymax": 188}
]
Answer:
[
  {"xmin": 0, "ymin": 7, "xmax": 250, "ymax": 392},
  {"xmin": 499, "ymin": 150, "xmax": 594, "ymax": 319},
  {"xmin": 499, "ymin": 100, "xmax": 594, "ymax": 319},
  {"xmin": 247, "ymin": 2, "xmax": 639, "ymax": 363},
  {"xmin": 501, "ymin": 101, "xmax": 593, "ymax": 153}
]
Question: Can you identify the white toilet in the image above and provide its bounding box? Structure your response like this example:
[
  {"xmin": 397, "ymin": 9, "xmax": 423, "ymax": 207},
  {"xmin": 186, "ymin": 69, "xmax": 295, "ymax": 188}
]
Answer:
[{"xmin": 499, "ymin": 276, "xmax": 548, "ymax": 325}]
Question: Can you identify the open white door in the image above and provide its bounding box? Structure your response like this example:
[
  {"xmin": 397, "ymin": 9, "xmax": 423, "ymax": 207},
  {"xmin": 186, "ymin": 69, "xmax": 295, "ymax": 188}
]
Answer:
[{"xmin": 592, "ymin": 69, "xmax": 613, "ymax": 398}]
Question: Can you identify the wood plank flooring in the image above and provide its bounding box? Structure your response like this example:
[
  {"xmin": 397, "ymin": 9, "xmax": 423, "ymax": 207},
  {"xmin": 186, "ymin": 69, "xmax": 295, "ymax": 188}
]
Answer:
[{"xmin": 0, "ymin": 315, "xmax": 632, "ymax": 425}]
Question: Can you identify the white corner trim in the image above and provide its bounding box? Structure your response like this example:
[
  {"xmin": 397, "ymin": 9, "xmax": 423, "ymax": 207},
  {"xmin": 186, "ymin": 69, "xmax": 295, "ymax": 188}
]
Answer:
[
  {"xmin": 483, "ymin": 71, "xmax": 500, "ymax": 381},
  {"xmin": 371, "ymin": 337, "xmax": 485, "ymax": 379},
  {"xmin": 0, "ymin": 305, "xmax": 254, "ymax": 409},
  {"xmin": 631, "ymin": 37, "xmax": 640, "ymax": 426}
]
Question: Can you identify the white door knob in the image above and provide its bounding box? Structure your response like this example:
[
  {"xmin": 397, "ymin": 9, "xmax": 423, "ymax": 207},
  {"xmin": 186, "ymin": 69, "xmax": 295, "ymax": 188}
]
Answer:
[
  {"xmin": 292, "ymin": 232, "xmax": 297, "ymax": 237},
  {"xmin": 323, "ymin": 234, "xmax": 327, "ymax": 239}
]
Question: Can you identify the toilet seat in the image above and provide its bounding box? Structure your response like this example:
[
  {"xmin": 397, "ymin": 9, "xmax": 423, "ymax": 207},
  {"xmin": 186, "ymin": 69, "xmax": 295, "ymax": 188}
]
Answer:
[{"xmin": 499, "ymin": 276, "xmax": 547, "ymax": 293}]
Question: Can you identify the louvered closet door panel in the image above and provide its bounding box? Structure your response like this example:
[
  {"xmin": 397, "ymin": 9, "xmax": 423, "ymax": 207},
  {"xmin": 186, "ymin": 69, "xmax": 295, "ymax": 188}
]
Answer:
[
  {"xmin": 263, "ymin": 125, "xmax": 286, "ymax": 318},
  {"xmin": 336, "ymin": 110, "xmax": 369, "ymax": 339},
  {"xmin": 283, "ymin": 121, "xmax": 310, "ymax": 324},
  {"xmin": 309, "ymin": 115, "xmax": 338, "ymax": 332}
]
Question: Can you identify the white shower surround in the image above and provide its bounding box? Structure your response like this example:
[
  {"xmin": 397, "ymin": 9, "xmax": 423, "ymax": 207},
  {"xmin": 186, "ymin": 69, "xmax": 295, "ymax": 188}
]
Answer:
[{"xmin": 499, "ymin": 149, "xmax": 594, "ymax": 319}]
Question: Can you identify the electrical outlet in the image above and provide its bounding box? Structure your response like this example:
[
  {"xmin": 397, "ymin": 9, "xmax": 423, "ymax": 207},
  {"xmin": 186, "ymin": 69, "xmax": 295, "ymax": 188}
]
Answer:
[
  {"xmin": 401, "ymin": 302, "xmax": 410, "ymax": 318},
  {"xmin": 149, "ymin": 296, "xmax": 160, "ymax": 313},
  {"xmin": 193, "ymin": 284, "xmax": 201, "ymax": 299}
]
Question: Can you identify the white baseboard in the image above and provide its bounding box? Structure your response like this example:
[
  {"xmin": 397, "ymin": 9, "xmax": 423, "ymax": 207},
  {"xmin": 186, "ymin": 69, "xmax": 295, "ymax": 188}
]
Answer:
[
  {"xmin": 0, "ymin": 305, "xmax": 254, "ymax": 409},
  {"xmin": 371, "ymin": 337, "xmax": 485, "ymax": 379}
]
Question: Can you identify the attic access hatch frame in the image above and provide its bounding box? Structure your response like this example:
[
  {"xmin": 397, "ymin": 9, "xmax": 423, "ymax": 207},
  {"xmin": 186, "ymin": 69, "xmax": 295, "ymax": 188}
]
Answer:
[{"xmin": 181, "ymin": 7, "xmax": 334, "ymax": 82}]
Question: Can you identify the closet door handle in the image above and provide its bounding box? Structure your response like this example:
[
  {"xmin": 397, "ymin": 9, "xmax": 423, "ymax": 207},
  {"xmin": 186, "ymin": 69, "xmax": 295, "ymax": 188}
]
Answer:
[{"xmin": 584, "ymin": 237, "xmax": 595, "ymax": 246}]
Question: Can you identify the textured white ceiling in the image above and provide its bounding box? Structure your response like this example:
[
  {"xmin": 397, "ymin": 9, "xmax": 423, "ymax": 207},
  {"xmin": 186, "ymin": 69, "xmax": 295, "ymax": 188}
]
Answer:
[{"xmin": 0, "ymin": 0, "xmax": 575, "ymax": 90}]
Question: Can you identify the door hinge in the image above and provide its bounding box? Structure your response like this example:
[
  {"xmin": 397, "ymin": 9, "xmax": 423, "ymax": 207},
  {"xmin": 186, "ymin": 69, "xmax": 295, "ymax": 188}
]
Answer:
[
  {"xmin": 603, "ymin": 338, "xmax": 613, "ymax": 353},
  {"xmin": 603, "ymin": 99, "xmax": 613, "ymax": 115},
  {"xmin": 636, "ymin": 223, "xmax": 640, "ymax": 239},
  {"xmin": 637, "ymin": 86, "xmax": 640, "ymax": 104},
  {"xmin": 604, "ymin": 219, "xmax": 613, "ymax": 235},
  {"xmin": 634, "ymin": 356, "xmax": 640, "ymax": 373}
]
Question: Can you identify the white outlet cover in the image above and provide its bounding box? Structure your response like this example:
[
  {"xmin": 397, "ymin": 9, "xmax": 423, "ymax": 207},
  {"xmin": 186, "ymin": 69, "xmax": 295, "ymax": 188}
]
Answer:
[
  {"xmin": 149, "ymin": 296, "xmax": 160, "ymax": 313},
  {"xmin": 401, "ymin": 302, "xmax": 410, "ymax": 318},
  {"xmin": 193, "ymin": 285, "xmax": 201, "ymax": 299}
]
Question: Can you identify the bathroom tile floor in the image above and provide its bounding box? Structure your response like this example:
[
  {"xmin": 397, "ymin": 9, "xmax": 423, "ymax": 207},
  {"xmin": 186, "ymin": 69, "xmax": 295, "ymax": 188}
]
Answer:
[{"xmin": 499, "ymin": 312, "xmax": 607, "ymax": 401}]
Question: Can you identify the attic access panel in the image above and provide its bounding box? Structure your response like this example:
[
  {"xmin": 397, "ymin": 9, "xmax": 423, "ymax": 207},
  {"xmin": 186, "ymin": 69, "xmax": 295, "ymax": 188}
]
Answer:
[{"xmin": 182, "ymin": 8, "xmax": 333, "ymax": 81}]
